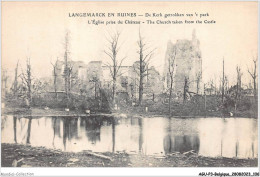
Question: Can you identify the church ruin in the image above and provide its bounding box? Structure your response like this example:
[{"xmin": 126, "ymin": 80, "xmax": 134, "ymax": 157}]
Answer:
[{"xmin": 163, "ymin": 30, "xmax": 203, "ymax": 98}]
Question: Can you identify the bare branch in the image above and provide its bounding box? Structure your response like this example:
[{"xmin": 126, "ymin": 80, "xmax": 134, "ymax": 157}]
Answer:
[
  {"xmin": 133, "ymin": 65, "xmax": 140, "ymax": 76},
  {"xmin": 115, "ymin": 56, "xmax": 127, "ymax": 76},
  {"xmin": 143, "ymin": 48, "xmax": 156, "ymax": 62}
]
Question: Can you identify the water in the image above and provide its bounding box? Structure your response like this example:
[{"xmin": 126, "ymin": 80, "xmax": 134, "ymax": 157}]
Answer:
[{"xmin": 1, "ymin": 115, "xmax": 258, "ymax": 159}]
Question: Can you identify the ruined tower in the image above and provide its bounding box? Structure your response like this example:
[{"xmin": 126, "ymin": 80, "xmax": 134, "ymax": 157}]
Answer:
[{"xmin": 163, "ymin": 30, "xmax": 202, "ymax": 98}]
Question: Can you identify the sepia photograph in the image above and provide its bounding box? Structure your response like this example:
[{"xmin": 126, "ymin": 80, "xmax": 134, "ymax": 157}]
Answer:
[{"xmin": 1, "ymin": 1, "xmax": 259, "ymax": 176}]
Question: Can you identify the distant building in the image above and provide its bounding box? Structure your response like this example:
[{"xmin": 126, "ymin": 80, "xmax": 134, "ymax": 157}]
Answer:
[
  {"xmin": 85, "ymin": 61, "xmax": 102, "ymax": 97},
  {"xmin": 54, "ymin": 60, "xmax": 87, "ymax": 93},
  {"xmin": 102, "ymin": 65, "xmax": 132, "ymax": 92},
  {"xmin": 129, "ymin": 61, "xmax": 164, "ymax": 102},
  {"xmin": 146, "ymin": 66, "xmax": 164, "ymax": 96},
  {"xmin": 52, "ymin": 59, "xmax": 163, "ymax": 102},
  {"xmin": 163, "ymin": 30, "xmax": 202, "ymax": 98}
]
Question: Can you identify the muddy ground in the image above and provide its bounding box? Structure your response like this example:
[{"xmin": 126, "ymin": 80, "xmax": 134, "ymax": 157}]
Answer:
[{"xmin": 1, "ymin": 143, "xmax": 257, "ymax": 167}]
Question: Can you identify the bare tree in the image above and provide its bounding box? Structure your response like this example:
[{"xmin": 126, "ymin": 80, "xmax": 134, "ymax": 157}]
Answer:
[
  {"xmin": 1, "ymin": 69, "xmax": 8, "ymax": 98},
  {"xmin": 167, "ymin": 46, "xmax": 177, "ymax": 115},
  {"xmin": 195, "ymin": 72, "xmax": 202, "ymax": 94},
  {"xmin": 204, "ymin": 83, "xmax": 207, "ymax": 113},
  {"xmin": 62, "ymin": 32, "xmax": 76, "ymax": 104},
  {"xmin": 209, "ymin": 79, "xmax": 215, "ymax": 95},
  {"xmin": 68, "ymin": 66, "xmax": 74, "ymax": 95},
  {"xmin": 21, "ymin": 58, "xmax": 32, "ymax": 107},
  {"xmin": 214, "ymin": 75, "xmax": 218, "ymax": 95},
  {"xmin": 104, "ymin": 30, "xmax": 126, "ymax": 105},
  {"xmin": 183, "ymin": 76, "xmax": 189, "ymax": 103},
  {"xmin": 235, "ymin": 66, "xmax": 242, "ymax": 112},
  {"xmin": 248, "ymin": 56, "xmax": 258, "ymax": 103},
  {"xmin": 224, "ymin": 76, "xmax": 229, "ymax": 95},
  {"xmin": 136, "ymin": 29, "xmax": 156, "ymax": 106},
  {"xmin": 10, "ymin": 61, "xmax": 20, "ymax": 99},
  {"xmin": 51, "ymin": 58, "xmax": 58, "ymax": 100},
  {"xmin": 63, "ymin": 31, "xmax": 72, "ymax": 102},
  {"xmin": 221, "ymin": 58, "xmax": 225, "ymax": 104},
  {"xmin": 32, "ymin": 79, "xmax": 47, "ymax": 95}
]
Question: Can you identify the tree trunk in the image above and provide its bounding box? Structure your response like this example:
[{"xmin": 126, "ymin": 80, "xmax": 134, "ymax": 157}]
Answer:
[
  {"xmin": 222, "ymin": 59, "xmax": 225, "ymax": 104},
  {"xmin": 234, "ymin": 83, "xmax": 238, "ymax": 113},
  {"xmin": 139, "ymin": 75, "xmax": 143, "ymax": 106},
  {"xmin": 64, "ymin": 32, "xmax": 70, "ymax": 104},
  {"xmin": 253, "ymin": 78, "xmax": 257, "ymax": 104},
  {"xmin": 83, "ymin": 151, "xmax": 112, "ymax": 161},
  {"xmin": 139, "ymin": 51, "xmax": 144, "ymax": 106},
  {"xmin": 14, "ymin": 62, "xmax": 19, "ymax": 98},
  {"xmin": 68, "ymin": 70, "xmax": 71, "ymax": 98},
  {"xmin": 183, "ymin": 77, "xmax": 188, "ymax": 103},
  {"xmin": 112, "ymin": 77, "xmax": 116, "ymax": 105},
  {"xmin": 94, "ymin": 81, "xmax": 97, "ymax": 99},
  {"xmin": 53, "ymin": 70, "xmax": 58, "ymax": 100},
  {"xmin": 196, "ymin": 81, "xmax": 199, "ymax": 94},
  {"xmin": 169, "ymin": 78, "xmax": 173, "ymax": 115},
  {"xmin": 26, "ymin": 59, "xmax": 32, "ymax": 107}
]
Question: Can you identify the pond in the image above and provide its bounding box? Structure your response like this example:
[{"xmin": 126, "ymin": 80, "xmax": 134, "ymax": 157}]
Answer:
[{"xmin": 1, "ymin": 115, "xmax": 258, "ymax": 159}]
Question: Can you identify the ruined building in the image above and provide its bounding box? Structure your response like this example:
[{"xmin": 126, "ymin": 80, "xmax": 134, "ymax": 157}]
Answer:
[
  {"xmin": 52, "ymin": 59, "xmax": 163, "ymax": 103},
  {"xmin": 53, "ymin": 60, "xmax": 87, "ymax": 93},
  {"xmin": 128, "ymin": 61, "xmax": 164, "ymax": 103},
  {"xmin": 163, "ymin": 30, "xmax": 202, "ymax": 98}
]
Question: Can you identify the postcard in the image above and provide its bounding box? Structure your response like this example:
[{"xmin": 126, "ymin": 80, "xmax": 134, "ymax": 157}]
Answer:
[{"xmin": 1, "ymin": 1, "xmax": 259, "ymax": 176}]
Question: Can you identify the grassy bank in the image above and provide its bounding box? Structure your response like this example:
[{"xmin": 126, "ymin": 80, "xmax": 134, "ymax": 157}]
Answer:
[
  {"xmin": 1, "ymin": 143, "xmax": 257, "ymax": 167},
  {"xmin": 3, "ymin": 92, "xmax": 258, "ymax": 118},
  {"xmin": 2, "ymin": 107, "xmax": 89, "ymax": 117},
  {"xmin": 1, "ymin": 106, "xmax": 257, "ymax": 119}
]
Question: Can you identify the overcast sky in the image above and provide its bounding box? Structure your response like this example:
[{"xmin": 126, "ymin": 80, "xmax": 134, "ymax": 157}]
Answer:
[{"xmin": 2, "ymin": 2, "xmax": 258, "ymax": 86}]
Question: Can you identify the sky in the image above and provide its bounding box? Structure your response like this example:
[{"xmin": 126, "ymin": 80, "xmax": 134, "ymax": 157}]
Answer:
[{"xmin": 2, "ymin": 1, "xmax": 258, "ymax": 86}]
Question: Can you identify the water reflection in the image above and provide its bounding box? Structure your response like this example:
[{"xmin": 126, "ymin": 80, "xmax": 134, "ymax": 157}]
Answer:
[
  {"xmin": 26, "ymin": 117, "xmax": 32, "ymax": 144},
  {"xmin": 84, "ymin": 117, "xmax": 101, "ymax": 143},
  {"xmin": 164, "ymin": 135, "xmax": 200, "ymax": 154},
  {"xmin": 112, "ymin": 118, "xmax": 115, "ymax": 152},
  {"xmin": 1, "ymin": 115, "xmax": 258, "ymax": 159},
  {"xmin": 13, "ymin": 116, "xmax": 17, "ymax": 143},
  {"xmin": 138, "ymin": 118, "xmax": 143, "ymax": 153}
]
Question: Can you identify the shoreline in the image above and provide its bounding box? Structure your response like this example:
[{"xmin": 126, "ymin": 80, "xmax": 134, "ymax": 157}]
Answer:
[
  {"xmin": 1, "ymin": 107, "xmax": 257, "ymax": 119},
  {"xmin": 1, "ymin": 143, "xmax": 257, "ymax": 167},
  {"xmin": 1, "ymin": 107, "xmax": 258, "ymax": 119}
]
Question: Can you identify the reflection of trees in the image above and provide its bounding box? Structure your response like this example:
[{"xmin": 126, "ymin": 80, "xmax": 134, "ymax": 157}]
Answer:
[
  {"xmin": 164, "ymin": 135, "xmax": 200, "ymax": 154},
  {"xmin": 130, "ymin": 118, "xmax": 139, "ymax": 125},
  {"xmin": 51, "ymin": 117, "xmax": 61, "ymax": 137},
  {"xmin": 175, "ymin": 136, "xmax": 200, "ymax": 153},
  {"xmin": 221, "ymin": 118, "xmax": 227, "ymax": 157},
  {"xmin": 1, "ymin": 115, "xmax": 8, "ymax": 130},
  {"xmin": 81, "ymin": 116, "xmax": 115, "ymax": 151},
  {"xmin": 163, "ymin": 118, "xmax": 172, "ymax": 154},
  {"xmin": 26, "ymin": 116, "xmax": 32, "ymax": 144},
  {"xmin": 138, "ymin": 118, "xmax": 143, "ymax": 153},
  {"xmin": 235, "ymin": 141, "xmax": 239, "ymax": 158},
  {"xmin": 51, "ymin": 117, "xmax": 61, "ymax": 148},
  {"xmin": 81, "ymin": 117, "xmax": 103, "ymax": 144},
  {"xmin": 112, "ymin": 118, "xmax": 115, "ymax": 152},
  {"xmin": 13, "ymin": 116, "xmax": 17, "ymax": 143},
  {"xmin": 62, "ymin": 117, "xmax": 79, "ymax": 150},
  {"xmin": 251, "ymin": 121, "xmax": 257, "ymax": 158},
  {"xmin": 251, "ymin": 142, "xmax": 254, "ymax": 158}
]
